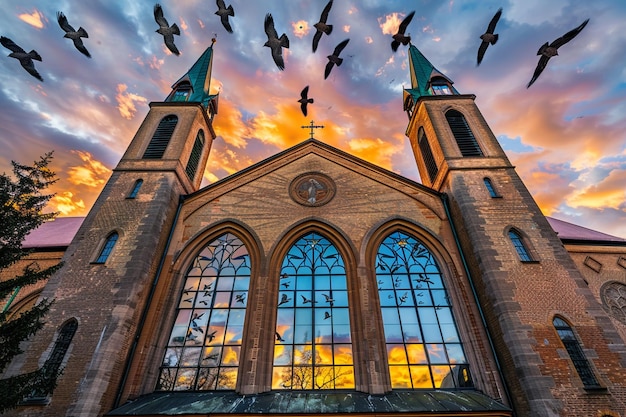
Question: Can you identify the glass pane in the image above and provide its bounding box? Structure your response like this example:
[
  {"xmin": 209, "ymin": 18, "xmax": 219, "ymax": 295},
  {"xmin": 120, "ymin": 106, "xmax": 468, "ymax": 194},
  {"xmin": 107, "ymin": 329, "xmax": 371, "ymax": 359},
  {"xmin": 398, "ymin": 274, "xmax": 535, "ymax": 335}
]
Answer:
[
  {"xmin": 273, "ymin": 232, "xmax": 354, "ymax": 390},
  {"xmin": 157, "ymin": 233, "xmax": 250, "ymax": 391},
  {"xmin": 377, "ymin": 231, "xmax": 471, "ymax": 390}
]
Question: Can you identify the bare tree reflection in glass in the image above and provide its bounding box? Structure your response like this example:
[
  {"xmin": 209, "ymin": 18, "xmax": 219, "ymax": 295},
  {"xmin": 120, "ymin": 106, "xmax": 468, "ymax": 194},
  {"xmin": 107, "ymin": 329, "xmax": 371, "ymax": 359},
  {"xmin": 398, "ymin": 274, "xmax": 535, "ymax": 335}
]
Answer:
[{"xmin": 273, "ymin": 232, "xmax": 354, "ymax": 390}]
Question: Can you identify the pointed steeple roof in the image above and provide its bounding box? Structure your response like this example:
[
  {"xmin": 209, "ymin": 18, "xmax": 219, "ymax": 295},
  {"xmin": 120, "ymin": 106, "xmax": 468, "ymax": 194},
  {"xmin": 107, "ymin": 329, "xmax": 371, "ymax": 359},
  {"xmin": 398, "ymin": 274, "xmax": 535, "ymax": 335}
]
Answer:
[
  {"xmin": 166, "ymin": 39, "xmax": 219, "ymax": 111},
  {"xmin": 404, "ymin": 44, "xmax": 459, "ymax": 102}
]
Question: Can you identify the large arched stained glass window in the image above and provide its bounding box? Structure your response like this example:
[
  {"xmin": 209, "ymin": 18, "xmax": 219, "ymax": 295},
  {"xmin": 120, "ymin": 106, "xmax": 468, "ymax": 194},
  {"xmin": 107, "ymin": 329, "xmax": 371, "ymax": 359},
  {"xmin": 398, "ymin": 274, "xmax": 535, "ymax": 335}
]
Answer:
[
  {"xmin": 376, "ymin": 231, "xmax": 472, "ymax": 389},
  {"xmin": 273, "ymin": 232, "xmax": 354, "ymax": 390},
  {"xmin": 157, "ymin": 233, "xmax": 251, "ymax": 391}
]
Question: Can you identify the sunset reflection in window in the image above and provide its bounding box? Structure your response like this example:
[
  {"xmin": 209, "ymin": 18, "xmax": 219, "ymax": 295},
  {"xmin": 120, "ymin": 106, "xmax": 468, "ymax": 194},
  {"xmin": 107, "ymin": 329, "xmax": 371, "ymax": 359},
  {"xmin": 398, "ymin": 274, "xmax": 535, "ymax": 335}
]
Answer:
[
  {"xmin": 377, "ymin": 231, "xmax": 472, "ymax": 389},
  {"xmin": 157, "ymin": 233, "xmax": 250, "ymax": 391},
  {"xmin": 273, "ymin": 232, "xmax": 354, "ymax": 390}
]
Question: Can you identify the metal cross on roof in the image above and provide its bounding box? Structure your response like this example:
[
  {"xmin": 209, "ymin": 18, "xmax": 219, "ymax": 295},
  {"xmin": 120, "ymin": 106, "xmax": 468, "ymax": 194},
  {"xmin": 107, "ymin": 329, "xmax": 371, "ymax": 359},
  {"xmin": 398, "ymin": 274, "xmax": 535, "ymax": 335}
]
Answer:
[{"xmin": 301, "ymin": 120, "xmax": 325, "ymax": 139}]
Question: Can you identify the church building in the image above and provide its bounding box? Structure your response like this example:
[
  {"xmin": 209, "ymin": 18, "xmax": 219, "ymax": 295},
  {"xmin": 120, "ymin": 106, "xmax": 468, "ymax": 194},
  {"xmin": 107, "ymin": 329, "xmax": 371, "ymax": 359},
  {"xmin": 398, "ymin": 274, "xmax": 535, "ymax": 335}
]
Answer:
[{"xmin": 3, "ymin": 42, "xmax": 626, "ymax": 417}]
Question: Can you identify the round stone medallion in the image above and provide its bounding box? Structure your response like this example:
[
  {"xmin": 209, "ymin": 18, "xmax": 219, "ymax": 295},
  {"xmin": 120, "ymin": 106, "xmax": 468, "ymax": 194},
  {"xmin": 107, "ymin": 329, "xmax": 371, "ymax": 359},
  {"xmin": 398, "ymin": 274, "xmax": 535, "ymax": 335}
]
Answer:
[{"xmin": 289, "ymin": 172, "xmax": 336, "ymax": 207}]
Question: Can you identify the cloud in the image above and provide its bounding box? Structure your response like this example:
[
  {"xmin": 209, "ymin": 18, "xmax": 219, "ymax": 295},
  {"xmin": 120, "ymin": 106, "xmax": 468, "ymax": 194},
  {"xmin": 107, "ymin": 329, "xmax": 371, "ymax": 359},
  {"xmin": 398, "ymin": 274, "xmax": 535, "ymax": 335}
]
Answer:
[
  {"xmin": 115, "ymin": 84, "xmax": 148, "ymax": 120},
  {"xmin": 18, "ymin": 9, "xmax": 45, "ymax": 29},
  {"xmin": 67, "ymin": 150, "xmax": 111, "ymax": 188},
  {"xmin": 50, "ymin": 191, "xmax": 86, "ymax": 216}
]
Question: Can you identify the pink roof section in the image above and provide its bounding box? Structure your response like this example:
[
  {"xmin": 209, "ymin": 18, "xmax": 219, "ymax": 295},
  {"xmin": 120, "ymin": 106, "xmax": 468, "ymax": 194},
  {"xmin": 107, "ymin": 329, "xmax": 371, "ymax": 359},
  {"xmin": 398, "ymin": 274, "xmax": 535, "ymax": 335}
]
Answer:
[
  {"xmin": 20, "ymin": 215, "xmax": 625, "ymax": 250},
  {"xmin": 546, "ymin": 216, "xmax": 626, "ymax": 243},
  {"xmin": 22, "ymin": 217, "xmax": 84, "ymax": 249}
]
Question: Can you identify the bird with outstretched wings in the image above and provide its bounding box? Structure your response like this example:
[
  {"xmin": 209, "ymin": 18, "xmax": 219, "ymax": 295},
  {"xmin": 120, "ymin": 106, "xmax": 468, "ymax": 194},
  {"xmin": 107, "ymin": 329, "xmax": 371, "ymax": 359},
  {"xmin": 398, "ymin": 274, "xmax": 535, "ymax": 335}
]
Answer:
[
  {"xmin": 298, "ymin": 86, "xmax": 314, "ymax": 116},
  {"xmin": 477, "ymin": 8, "xmax": 502, "ymax": 66},
  {"xmin": 154, "ymin": 3, "xmax": 181, "ymax": 56},
  {"xmin": 324, "ymin": 38, "xmax": 349, "ymax": 79},
  {"xmin": 0, "ymin": 36, "xmax": 43, "ymax": 81},
  {"xmin": 391, "ymin": 11, "xmax": 415, "ymax": 52},
  {"xmin": 57, "ymin": 12, "xmax": 91, "ymax": 58},
  {"xmin": 527, "ymin": 18, "xmax": 589, "ymax": 88},
  {"xmin": 215, "ymin": 0, "xmax": 235, "ymax": 33},
  {"xmin": 264, "ymin": 13, "xmax": 290, "ymax": 70},
  {"xmin": 312, "ymin": 0, "xmax": 333, "ymax": 53}
]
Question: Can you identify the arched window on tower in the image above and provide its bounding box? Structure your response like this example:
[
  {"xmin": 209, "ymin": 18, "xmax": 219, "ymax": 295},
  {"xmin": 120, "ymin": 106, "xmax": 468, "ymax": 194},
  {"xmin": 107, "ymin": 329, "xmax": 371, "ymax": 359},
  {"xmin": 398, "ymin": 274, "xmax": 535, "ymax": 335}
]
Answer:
[
  {"xmin": 418, "ymin": 128, "xmax": 438, "ymax": 184},
  {"xmin": 94, "ymin": 232, "xmax": 119, "ymax": 264},
  {"xmin": 185, "ymin": 130, "xmax": 205, "ymax": 181},
  {"xmin": 25, "ymin": 318, "xmax": 78, "ymax": 401},
  {"xmin": 127, "ymin": 179, "xmax": 143, "ymax": 199},
  {"xmin": 157, "ymin": 233, "xmax": 251, "ymax": 391},
  {"xmin": 376, "ymin": 231, "xmax": 472, "ymax": 389},
  {"xmin": 143, "ymin": 115, "xmax": 178, "ymax": 159},
  {"xmin": 508, "ymin": 229, "xmax": 532, "ymax": 262},
  {"xmin": 273, "ymin": 232, "xmax": 354, "ymax": 390},
  {"xmin": 445, "ymin": 110, "xmax": 483, "ymax": 157},
  {"xmin": 483, "ymin": 177, "xmax": 499, "ymax": 198},
  {"xmin": 553, "ymin": 317, "xmax": 601, "ymax": 389}
]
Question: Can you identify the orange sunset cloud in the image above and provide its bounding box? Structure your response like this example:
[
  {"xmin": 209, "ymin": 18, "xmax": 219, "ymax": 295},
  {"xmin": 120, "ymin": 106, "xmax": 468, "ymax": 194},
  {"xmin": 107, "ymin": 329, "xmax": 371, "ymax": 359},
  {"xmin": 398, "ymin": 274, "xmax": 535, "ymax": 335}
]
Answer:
[{"xmin": 18, "ymin": 9, "xmax": 45, "ymax": 29}]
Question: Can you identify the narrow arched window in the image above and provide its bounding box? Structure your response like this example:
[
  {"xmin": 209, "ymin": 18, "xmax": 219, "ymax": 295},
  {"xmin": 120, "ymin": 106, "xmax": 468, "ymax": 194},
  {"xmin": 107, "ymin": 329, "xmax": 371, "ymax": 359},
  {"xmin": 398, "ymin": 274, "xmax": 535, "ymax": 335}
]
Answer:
[
  {"xmin": 157, "ymin": 233, "xmax": 251, "ymax": 391},
  {"xmin": 418, "ymin": 128, "xmax": 438, "ymax": 184},
  {"xmin": 185, "ymin": 130, "xmax": 205, "ymax": 181},
  {"xmin": 445, "ymin": 110, "xmax": 482, "ymax": 157},
  {"xmin": 273, "ymin": 232, "xmax": 354, "ymax": 390},
  {"xmin": 483, "ymin": 177, "xmax": 499, "ymax": 198},
  {"xmin": 508, "ymin": 229, "xmax": 532, "ymax": 262},
  {"xmin": 143, "ymin": 115, "xmax": 178, "ymax": 159},
  {"xmin": 28, "ymin": 318, "xmax": 78, "ymax": 399},
  {"xmin": 553, "ymin": 317, "xmax": 601, "ymax": 388},
  {"xmin": 94, "ymin": 232, "xmax": 118, "ymax": 264},
  {"xmin": 127, "ymin": 179, "xmax": 143, "ymax": 199},
  {"xmin": 376, "ymin": 231, "xmax": 472, "ymax": 389}
]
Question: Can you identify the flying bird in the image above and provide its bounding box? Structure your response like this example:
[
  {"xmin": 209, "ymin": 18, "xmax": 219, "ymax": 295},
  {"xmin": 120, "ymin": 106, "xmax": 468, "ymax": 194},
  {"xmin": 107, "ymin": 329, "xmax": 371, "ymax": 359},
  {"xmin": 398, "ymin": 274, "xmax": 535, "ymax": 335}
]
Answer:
[
  {"xmin": 312, "ymin": 0, "xmax": 333, "ymax": 53},
  {"xmin": 275, "ymin": 332, "xmax": 285, "ymax": 342},
  {"xmin": 477, "ymin": 8, "xmax": 502, "ymax": 66},
  {"xmin": 0, "ymin": 36, "xmax": 43, "ymax": 81},
  {"xmin": 298, "ymin": 86, "xmax": 314, "ymax": 117},
  {"xmin": 57, "ymin": 12, "xmax": 91, "ymax": 58},
  {"xmin": 264, "ymin": 13, "xmax": 290, "ymax": 70},
  {"xmin": 391, "ymin": 11, "xmax": 415, "ymax": 52},
  {"xmin": 278, "ymin": 293, "xmax": 291, "ymax": 306},
  {"xmin": 324, "ymin": 38, "xmax": 350, "ymax": 79},
  {"xmin": 215, "ymin": 0, "xmax": 234, "ymax": 33},
  {"xmin": 324, "ymin": 311, "xmax": 332, "ymax": 320},
  {"xmin": 527, "ymin": 18, "xmax": 590, "ymax": 88},
  {"xmin": 154, "ymin": 3, "xmax": 180, "ymax": 56}
]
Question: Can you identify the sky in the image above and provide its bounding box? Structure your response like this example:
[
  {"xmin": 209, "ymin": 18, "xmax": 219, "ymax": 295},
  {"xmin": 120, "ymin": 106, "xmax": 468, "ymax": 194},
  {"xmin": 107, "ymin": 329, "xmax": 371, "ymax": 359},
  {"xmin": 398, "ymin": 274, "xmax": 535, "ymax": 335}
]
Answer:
[{"xmin": 1, "ymin": 0, "xmax": 625, "ymax": 238}]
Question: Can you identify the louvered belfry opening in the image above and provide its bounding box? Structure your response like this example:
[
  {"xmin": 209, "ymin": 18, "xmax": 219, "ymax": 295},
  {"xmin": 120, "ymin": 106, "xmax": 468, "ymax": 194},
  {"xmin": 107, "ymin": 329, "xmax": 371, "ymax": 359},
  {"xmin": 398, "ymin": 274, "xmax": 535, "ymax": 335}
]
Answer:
[
  {"xmin": 418, "ymin": 128, "xmax": 438, "ymax": 184},
  {"xmin": 143, "ymin": 115, "xmax": 178, "ymax": 159},
  {"xmin": 185, "ymin": 130, "xmax": 205, "ymax": 180},
  {"xmin": 445, "ymin": 110, "xmax": 482, "ymax": 157}
]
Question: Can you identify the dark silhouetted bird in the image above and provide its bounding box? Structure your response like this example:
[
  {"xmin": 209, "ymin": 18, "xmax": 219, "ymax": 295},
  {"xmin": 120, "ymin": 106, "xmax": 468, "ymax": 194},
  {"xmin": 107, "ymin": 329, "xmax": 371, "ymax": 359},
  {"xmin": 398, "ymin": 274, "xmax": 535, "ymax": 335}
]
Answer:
[
  {"xmin": 324, "ymin": 38, "xmax": 349, "ymax": 79},
  {"xmin": 57, "ymin": 12, "xmax": 91, "ymax": 58},
  {"xmin": 154, "ymin": 3, "xmax": 180, "ymax": 56},
  {"xmin": 215, "ymin": 0, "xmax": 234, "ymax": 33},
  {"xmin": 278, "ymin": 293, "xmax": 291, "ymax": 306},
  {"xmin": 527, "ymin": 18, "xmax": 589, "ymax": 88},
  {"xmin": 207, "ymin": 330, "xmax": 217, "ymax": 343},
  {"xmin": 298, "ymin": 86, "xmax": 314, "ymax": 116},
  {"xmin": 391, "ymin": 11, "xmax": 415, "ymax": 52},
  {"xmin": 275, "ymin": 332, "xmax": 285, "ymax": 342},
  {"xmin": 477, "ymin": 8, "xmax": 502, "ymax": 66},
  {"xmin": 312, "ymin": 0, "xmax": 333, "ymax": 53},
  {"xmin": 264, "ymin": 13, "xmax": 289, "ymax": 70},
  {"xmin": 0, "ymin": 36, "xmax": 43, "ymax": 81},
  {"xmin": 324, "ymin": 311, "xmax": 332, "ymax": 320}
]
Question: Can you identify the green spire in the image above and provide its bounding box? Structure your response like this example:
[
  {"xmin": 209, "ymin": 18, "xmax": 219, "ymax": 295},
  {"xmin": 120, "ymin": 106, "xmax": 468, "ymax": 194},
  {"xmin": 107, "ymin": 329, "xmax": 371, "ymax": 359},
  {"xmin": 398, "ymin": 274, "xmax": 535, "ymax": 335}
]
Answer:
[
  {"xmin": 166, "ymin": 39, "xmax": 219, "ymax": 110},
  {"xmin": 404, "ymin": 44, "xmax": 459, "ymax": 101}
]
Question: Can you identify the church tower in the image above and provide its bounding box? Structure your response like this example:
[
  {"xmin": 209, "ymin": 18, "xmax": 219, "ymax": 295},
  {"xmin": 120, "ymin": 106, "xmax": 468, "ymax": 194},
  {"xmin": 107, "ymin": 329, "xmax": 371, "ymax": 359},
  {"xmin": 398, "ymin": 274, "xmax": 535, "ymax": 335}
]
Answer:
[
  {"xmin": 8, "ymin": 43, "xmax": 219, "ymax": 417},
  {"xmin": 404, "ymin": 45, "xmax": 626, "ymax": 416}
]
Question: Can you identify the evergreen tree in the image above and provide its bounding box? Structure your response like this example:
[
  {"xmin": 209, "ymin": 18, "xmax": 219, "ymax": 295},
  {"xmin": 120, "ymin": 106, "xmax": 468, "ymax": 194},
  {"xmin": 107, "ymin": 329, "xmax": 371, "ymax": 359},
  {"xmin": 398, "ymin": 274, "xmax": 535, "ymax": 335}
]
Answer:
[{"xmin": 0, "ymin": 152, "xmax": 63, "ymax": 412}]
